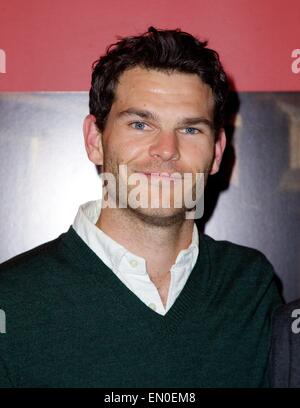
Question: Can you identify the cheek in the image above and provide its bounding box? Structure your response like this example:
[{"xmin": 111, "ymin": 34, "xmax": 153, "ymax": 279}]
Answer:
[
  {"xmin": 120, "ymin": 140, "xmax": 147, "ymax": 165},
  {"xmin": 103, "ymin": 140, "xmax": 141, "ymax": 167},
  {"xmin": 182, "ymin": 141, "xmax": 215, "ymax": 171}
]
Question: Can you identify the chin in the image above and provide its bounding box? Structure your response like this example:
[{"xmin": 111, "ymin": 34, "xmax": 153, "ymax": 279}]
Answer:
[{"xmin": 127, "ymin": 206, "xmax": 187, "ymax": 227}]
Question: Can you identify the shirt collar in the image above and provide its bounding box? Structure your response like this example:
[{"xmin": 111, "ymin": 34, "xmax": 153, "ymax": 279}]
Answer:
[{"xmin": 72, "ymin": 199, "xmax": 199, "ymax": 275}]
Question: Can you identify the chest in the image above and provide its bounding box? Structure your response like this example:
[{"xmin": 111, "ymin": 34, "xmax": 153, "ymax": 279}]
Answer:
[{"xmin": 150, "ymin": 272, "xmax": 171, "ymax": 307}]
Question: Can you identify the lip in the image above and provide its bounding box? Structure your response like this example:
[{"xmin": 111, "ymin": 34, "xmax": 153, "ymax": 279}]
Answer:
[{"xmin": 138, "ymin": 172, "xmax": 182, "ymax": 180}]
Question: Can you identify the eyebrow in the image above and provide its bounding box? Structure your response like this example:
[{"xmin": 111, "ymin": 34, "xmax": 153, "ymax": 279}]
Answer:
[{"xmin": 117, "ymin": 108, "xmax": 213, "ymax": 129}]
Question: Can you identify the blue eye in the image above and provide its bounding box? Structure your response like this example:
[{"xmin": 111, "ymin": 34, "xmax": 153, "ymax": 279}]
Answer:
[
  {"xmin": 131, "ymin": 121, "xmax": 147, "ymax": 130},
  {"xmin": 184, "ymin": 127, "xmax": 200, "ymax": 134}
]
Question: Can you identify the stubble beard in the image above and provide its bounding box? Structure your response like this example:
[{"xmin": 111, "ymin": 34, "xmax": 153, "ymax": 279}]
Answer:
[{"xmin": 101, "ymin": 157, "xmax": 208, "ymax": 227}]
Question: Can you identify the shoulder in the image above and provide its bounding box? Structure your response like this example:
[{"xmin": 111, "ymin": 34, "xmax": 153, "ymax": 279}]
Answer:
[
  {"xmin": 200, "ymin": 232, "xmax": 276, "ymax": 279},
  {"xmin": 0, "ymin": 229, "xmax": 72, "ymax": 306},
  {"xmin": 0, "ymin": 231, "xmax": 67, "ymax": 273},
  {"xmin": 201, "ymin": 231, "xmax": 267, "ymax": 258},
  {"xmin": 198, "ymin": 233, "xmax": 283, "ymax": 316}
]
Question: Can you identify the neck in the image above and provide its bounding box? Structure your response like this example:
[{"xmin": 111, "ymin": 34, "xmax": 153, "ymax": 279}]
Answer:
[{"xmin": 96, "ymin": 206, "xmax": 195, "ymax": 280}]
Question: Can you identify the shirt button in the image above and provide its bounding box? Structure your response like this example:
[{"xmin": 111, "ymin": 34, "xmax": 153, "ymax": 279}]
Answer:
[
  {"xmin": 129, "ymin": 259, "xmax": 138, "ymax": 267},
  {"xmin": 148, "ymin": 303, "xmax": 157, "ymax": 311}
]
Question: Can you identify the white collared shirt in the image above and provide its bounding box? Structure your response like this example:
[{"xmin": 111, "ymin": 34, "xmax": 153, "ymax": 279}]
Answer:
[{"xmin": 72, "ymin": 200, "xmax": 199, "ymax": 315}]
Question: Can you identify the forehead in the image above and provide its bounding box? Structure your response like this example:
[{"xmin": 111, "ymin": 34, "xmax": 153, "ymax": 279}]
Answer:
[{"xmin": 112, "ymin": 66, "xmax": 214, "ymax": 117}]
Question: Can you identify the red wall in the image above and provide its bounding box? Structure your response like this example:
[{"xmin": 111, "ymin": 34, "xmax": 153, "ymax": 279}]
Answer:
[{"xmin": 0, "ymin": 0, "xmax": 300, "ymax": 91}]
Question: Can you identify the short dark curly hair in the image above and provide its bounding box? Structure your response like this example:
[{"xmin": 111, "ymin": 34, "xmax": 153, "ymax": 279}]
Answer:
[{"xmin": 89, "ymin": 26, "xmax": 229, "ymax": 134}]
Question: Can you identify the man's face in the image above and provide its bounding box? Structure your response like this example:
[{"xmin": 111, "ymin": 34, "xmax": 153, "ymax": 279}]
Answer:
[{"xmin": 85, "ymin": 66, "xmax": 226, "ymax": 225}]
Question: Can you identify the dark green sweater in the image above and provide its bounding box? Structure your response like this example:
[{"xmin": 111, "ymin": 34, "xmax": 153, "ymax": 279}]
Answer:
[{"xmin": 0, "ymin": 226, "xmax": 282, "ymax": 387}]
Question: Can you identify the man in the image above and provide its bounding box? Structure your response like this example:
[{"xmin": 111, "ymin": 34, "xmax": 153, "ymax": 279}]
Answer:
[
  {"xmin": 269, "ymin": 300, "xmax": 300, "ymax": 387},
  {"xmin": 0, "ymin": 26, "xmax": 282, "ymax": 387}
]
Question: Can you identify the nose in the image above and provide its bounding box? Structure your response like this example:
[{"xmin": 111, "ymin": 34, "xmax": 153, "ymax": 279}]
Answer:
[{"xmin": 148, "ymin": 131, "xmax": 180, "ymax": 161}]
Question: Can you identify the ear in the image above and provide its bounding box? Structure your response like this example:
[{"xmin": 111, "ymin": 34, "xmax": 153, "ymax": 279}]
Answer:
[
  {"xmin": 83, "ymin": 114, "xmax": 103, "ymax": 165},
  {"xmin": 210, "ymin": 128, "xmax": 226, "ymax": 175}
]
